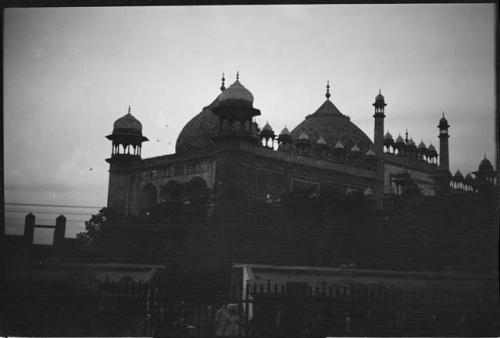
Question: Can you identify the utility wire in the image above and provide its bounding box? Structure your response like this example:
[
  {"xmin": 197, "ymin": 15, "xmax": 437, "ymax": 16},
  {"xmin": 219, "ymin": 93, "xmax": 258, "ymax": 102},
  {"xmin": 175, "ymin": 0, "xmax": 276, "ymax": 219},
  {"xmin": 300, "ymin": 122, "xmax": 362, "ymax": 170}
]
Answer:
[
  {"xmin": 5, "ymin": 202, "xmax": 101, "ymax": 209},
  {"xmin": 5, "ymin": 209, "xmax": 94, "ymax": 216}
]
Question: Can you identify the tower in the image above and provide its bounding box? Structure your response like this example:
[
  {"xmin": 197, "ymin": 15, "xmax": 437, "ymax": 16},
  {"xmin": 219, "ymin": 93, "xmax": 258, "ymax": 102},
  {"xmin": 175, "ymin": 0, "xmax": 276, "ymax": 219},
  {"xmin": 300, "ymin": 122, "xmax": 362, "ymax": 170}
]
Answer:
[
  {"xmin": 438, "ymin": 112, "xmax": 450, "ymax": 170},
  {"xmin": 373, "ymin": 90, "xmax": 386, "ymax": 209},
  {"xmin": 212, "ymin": 72, "xmax": 261, "ymax": 145},
  {"xmin": 211, "ymin": 73, "xmax": 261, "ymax": 202},
  {"xmin": 106, "ymin": 106, "xmax": 148, "ymax": 215}
]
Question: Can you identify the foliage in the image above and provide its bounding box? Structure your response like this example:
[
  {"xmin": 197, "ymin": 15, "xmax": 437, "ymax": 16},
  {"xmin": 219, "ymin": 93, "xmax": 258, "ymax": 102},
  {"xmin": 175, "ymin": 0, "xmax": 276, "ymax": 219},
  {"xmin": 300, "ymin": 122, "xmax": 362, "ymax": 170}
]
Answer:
[{"xmin": 77, "ymin": 207, "xmax": 112, "ymax": 246}]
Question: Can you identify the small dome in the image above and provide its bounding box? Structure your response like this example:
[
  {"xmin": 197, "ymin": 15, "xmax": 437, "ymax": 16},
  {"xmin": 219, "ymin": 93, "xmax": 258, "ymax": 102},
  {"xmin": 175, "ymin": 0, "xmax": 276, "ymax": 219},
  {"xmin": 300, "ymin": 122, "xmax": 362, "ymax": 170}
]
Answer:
[
  {"xmin": 365, "ymin": 148, "xmax": 376, "ymax": 156},
  {"xmin": 418, "ymin": 140, "xmax": 427, "ymax": 149},
  {"xmin": 478, "ymin": 156, "xmax": 494, "ymax": 172},
  {"xmin": 299, "ymin": 131, "xmax": 309, "ymax": 140},
  {"xmin": 454, "ymin": 170, "xmax": 464, "ymax": 179},
  {"xmin": 351, "ymin": 144, "xmax": 360, "ymax": 152},
  {"xmin": 384, "ymin": 131, "xmax": 393, "ymax": 140},
  {"xmin": 218, "ymin": 79, "xmax": 254, "ymax": 106},
  {"xmin": 279, "ymin": 126, "xmax": 290, "ymax": 135},
  {"xmin": 316, "ymin": 136, "xmax": 327, "ymax": 144},
  {"xmin": 428, "ymin": 143, "xmax": 437, "ymax": 156},
  {"xmin": 262, "ymin": 121, "xmax": 273, "ymax": 132},
  {"xmin": 334, "ymin": 140, "xmax": 344, "ymax": 149},
  {"xmin": 408, "ymin": 138, "xmax": 416, "ymax": 147},
  {"xmin": 395, "ymin": 134, "xmax": 405, "ymax": 144},
  {"xmin": 113, "ymin": 110, "xmax": 143, "ymax": 135}
]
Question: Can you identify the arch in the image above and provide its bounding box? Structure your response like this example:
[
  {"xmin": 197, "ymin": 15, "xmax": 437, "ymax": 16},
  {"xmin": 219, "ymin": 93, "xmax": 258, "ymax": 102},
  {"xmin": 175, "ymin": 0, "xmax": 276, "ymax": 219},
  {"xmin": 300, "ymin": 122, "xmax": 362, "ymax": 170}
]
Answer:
[
  {"xmin": 160, "ymin": 180, "xmax": 183, "ymax": 202},
  {"xmin": 185, "ymin": 176, "xmax": 209, "ymax": 202},
  {"xmin": 140, "ymin": 184, "xmax": 157, "ymax": 213}
]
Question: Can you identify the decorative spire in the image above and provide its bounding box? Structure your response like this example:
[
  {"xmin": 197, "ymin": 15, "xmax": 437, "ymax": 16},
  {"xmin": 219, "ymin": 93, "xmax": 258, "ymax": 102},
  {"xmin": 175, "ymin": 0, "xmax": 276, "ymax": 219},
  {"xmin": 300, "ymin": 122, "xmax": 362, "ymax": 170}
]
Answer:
[
  {"xmin": 379, "ymin": 89, "xmax": 381, "ymax": 95},
  {"xmin": 128, "ymin": 106, "xmax": 131, "ymax": 114},
  {"xmin": 236, "ymin": 71, "xmax": 239, "ymax": 81},
  {"xmin": 405, "ymin": 129, "xmax": 409, "ymax": 142},
  {"xmin": 442, "ymin": 111, "xmax": 445, "ymax": 118},
  {"xmin": 220, "ymin": 73, "xmax": 225, "ymax": 91},
  {"xmin": 325, "ymin": 81, "xmax": 331, "ymax": 100}
]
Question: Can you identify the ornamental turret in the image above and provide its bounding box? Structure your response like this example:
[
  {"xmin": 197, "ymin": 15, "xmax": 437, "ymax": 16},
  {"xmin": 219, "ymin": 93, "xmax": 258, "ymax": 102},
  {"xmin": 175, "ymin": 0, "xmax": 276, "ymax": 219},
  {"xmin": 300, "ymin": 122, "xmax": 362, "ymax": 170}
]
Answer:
[
  {"xmin": 106, "ymin": 106, "xmax": 148, "ymax": 162},
  {"xmin": 106, "ymin": 106, "xmax": 149, "ymax": 216},
  {"xmin": 473, "ymin": 156, "xmax": 496, "ymax": 193},
  {"xmin": 260, "ymin": 121, "xmax": 275, "ymax": 149},
  {"xmin": 277, "ymin": 126, "xmax": 292, "ymax": 145},
  {"xmin": 212, "ymin": 72, "xmax": 261, "ymax": 145},
  {"xmin": 315, "ymin": 136, "xmax": 328, "ymax": 153}
]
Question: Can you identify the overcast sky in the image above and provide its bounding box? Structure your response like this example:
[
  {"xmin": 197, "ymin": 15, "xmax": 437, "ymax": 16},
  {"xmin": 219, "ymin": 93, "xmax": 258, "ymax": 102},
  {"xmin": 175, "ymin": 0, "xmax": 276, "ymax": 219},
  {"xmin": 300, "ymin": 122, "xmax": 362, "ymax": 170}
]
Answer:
[{"xmin": 4, "ymin": 4, "xmax": 496, "ymax": 220}]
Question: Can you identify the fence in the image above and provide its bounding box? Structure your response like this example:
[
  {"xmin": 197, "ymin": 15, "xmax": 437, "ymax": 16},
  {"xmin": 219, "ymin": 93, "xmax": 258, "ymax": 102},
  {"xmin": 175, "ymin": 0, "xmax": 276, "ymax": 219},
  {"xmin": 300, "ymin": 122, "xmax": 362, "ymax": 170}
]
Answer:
[{"xmin": 97, "ymin": 278, "xmax": 499, "ymax": 337}]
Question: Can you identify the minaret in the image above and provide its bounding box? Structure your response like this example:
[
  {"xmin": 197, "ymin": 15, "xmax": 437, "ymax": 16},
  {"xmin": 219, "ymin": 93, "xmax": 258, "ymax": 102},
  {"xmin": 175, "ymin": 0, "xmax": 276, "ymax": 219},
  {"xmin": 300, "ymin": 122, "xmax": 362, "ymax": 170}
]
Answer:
[
  {"xmin": 373, "ymin": 89, "xmax": 386, "ymax": 209},
  {"xmin": 438, "ymin": 112, "xmax": 450, "ymax": 170}
]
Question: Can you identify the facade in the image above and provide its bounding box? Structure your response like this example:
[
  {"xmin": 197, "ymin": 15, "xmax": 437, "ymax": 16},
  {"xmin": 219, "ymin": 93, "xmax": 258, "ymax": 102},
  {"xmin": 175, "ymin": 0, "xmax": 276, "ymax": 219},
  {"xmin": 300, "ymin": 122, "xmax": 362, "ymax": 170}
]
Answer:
[{"xmin": 105, "ymin": 75, "xmax": 496, "ymax": 216}]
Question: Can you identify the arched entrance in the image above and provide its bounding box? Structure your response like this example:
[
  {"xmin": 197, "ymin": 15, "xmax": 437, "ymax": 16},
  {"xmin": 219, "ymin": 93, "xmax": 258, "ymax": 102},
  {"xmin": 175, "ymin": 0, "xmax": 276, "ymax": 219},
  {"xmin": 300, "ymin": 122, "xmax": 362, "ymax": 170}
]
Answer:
[{"xmin": 140, "ymin": 184, "xmax": 157, "ymax": 214}]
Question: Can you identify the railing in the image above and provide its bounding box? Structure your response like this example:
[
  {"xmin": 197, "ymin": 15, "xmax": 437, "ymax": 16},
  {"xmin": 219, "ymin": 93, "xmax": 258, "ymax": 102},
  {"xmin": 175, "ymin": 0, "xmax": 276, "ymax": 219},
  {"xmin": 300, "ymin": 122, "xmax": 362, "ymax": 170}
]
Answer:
[{"xmin": 97, "ymin": 279, "xmax": 498, "ymax": 338}]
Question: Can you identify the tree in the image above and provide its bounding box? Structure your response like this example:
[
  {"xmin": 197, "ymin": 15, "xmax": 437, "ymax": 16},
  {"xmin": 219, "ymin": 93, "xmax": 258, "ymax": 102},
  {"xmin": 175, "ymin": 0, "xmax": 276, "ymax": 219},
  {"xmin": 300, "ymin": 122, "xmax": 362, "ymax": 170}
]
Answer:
[{"xmin": 77, "ymin": 207, "xmax": 112, "ymax": 246}]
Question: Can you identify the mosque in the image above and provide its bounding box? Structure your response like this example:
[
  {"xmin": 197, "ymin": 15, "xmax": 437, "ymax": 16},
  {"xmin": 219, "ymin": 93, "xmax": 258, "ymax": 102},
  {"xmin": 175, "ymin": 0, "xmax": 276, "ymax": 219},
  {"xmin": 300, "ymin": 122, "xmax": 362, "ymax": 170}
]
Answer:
[{"xmin": 105, "ymin": 74, "xmax": 497, "ymax": 216}]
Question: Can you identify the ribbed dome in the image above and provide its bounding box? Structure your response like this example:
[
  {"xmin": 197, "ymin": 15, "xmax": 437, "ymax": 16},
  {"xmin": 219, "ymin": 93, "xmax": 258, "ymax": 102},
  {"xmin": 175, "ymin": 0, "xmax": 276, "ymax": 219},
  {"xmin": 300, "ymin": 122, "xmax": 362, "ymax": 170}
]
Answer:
[
  {"xmin": 218, "ymin": 79, "xmax": 254, "ymax": 106},
  {"xmin": 384, "ymin": 131, "xmax": 393, "ymax": 140},
  {"xmin": 418, "ymin": 140, "xmax": 427, "ymax": 149},
  {"xmin": 290, "ymin": 100, "xmax": 373, "ymax": 153},
  {"xmin": 395, "ymin": 134, "xmax": 405, "ymax": 144},
  {"xmin": 175, "ymin": 97, "xmax": 219, "ymax": 153},
  {"xmin": 113, "ymin": 112, "xmax": 143, "ymax": 135}
]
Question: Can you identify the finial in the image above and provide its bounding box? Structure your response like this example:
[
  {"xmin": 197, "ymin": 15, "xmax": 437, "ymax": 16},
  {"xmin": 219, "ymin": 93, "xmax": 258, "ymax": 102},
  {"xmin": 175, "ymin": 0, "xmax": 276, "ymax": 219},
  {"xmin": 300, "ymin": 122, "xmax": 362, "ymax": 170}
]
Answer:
[
  {"xmin": 379, "ymin": 88, "xmax": 381, "ymax": 95},
  {"xmin": 325, "ymin": 81, "xmax": 331, "ymax": 100},
  {"xmin": 236, "ymin": 71, "xmax": 239, "ymax": 81},
  {"xmin": 220, "ymin": 72, "xmax": 225, "ymax": 91},
  {"xmin": 128, "ymin": 106, "xmax": 131, "ymax": 114},
  {"xmin": 405, "ymin": 129, "xmax": 409, "ymax": 142}
]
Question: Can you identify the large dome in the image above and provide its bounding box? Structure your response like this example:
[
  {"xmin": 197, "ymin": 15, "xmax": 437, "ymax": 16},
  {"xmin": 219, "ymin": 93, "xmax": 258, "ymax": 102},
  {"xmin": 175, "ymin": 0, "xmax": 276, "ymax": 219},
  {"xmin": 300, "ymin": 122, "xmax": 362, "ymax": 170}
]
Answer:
[
  {"xmin": 290, "ymin": 100, "xmax": 373, "ymax": 153},
  {"xmin": 175, "ymin": 97, "xmax": 219, "ymax": 153}
]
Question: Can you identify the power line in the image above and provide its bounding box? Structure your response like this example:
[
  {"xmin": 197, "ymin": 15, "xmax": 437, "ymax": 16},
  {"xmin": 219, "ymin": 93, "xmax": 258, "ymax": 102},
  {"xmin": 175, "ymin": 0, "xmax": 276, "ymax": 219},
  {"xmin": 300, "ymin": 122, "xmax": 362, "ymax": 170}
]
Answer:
[
  {"xmin": 5, "ymin": 209, "xmax": 94, "ymax": 216},
  {"xmin": 5, "ymin": 202, "xmax": 102, "ymax": 209}
]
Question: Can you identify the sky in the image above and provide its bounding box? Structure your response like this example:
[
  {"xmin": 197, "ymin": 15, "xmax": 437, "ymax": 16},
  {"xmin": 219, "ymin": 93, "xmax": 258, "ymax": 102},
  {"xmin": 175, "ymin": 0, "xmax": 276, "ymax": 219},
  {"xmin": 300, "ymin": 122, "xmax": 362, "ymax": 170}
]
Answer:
[{"xmin": 3, "ymin": 4, "xmax": 497, "ymax": 238}]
